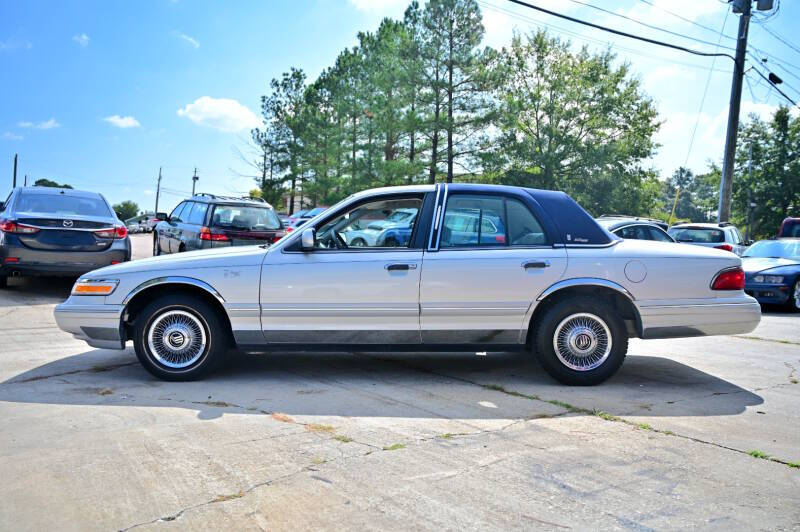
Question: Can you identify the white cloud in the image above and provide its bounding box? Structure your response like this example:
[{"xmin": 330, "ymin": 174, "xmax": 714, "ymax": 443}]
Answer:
[
  {"xmin": 348, "ymin": 0, "xmax": 407, "ymax": 11},
  {"xmin": 2, "ymin": 132, "xmax": 23, "ymax": 140},
  {"xmin": 618, "ymin": 0, "xmax": 724, "ymax": 28},
  {"xmin": 143, "ymin": 189, "xmax": 154, "ymax": 196},
  {"xmin": 177, "ymin": 96, "xmax": 260, "ymax": 133},
  {"xmin": 18, "ymin": 118, "xmax": 60, "ymax": 130},
  {"xmin": 0, "ymin": 38, "xmax": 32, "ymax": 51},
  {"xmin": 179, "ymin": 33, "xmax": 200, "ymax": 49},
  {"xmin": 72, "ymin": 33, "xmax": 90, "ymax": 47},
  {"xmin": 103, "ymin": 115, "xmax": 141, "ymax": 128}
]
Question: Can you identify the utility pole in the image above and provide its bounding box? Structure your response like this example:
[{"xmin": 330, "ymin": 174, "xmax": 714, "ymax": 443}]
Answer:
[
  {"xmin": 718, "ymin": 0, "xmax": 752, "ymax": 222},
  {"xmin": 191, "ymin": 168, "xmax": 198, "ymax": 196},
  {"xmin": 745, "ymin": 142, "xmax": 754, "ymax": 242},
  {"xmin": 24, "ymin": 174, "xmax": 27, "ymax": 186},
  {"xmin": 155, "ymin": 167, "xmax": 162, "ymax": 213},
  {"xmin": 12, "ymin": 154, "xmax": 17, "ymax": 188}
]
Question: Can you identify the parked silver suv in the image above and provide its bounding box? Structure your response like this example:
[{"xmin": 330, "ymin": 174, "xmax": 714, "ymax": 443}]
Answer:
[{"xmin": 668, "ymin": 222, "xmax": 749, "ymax": 255}]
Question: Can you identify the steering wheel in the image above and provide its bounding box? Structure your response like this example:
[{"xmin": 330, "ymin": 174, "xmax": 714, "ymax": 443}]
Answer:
[{"xmin": 332, "ymin": 231, "xmax": 348, "ymax": 249}]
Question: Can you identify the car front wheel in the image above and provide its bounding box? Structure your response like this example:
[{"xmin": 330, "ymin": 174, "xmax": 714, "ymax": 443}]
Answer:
[
  {"xmin": 790, "ymin": 280, "xmax": 800, "ymax": 312},
  {"xmin": 533, "ymin": 296, "xmax": 628, "ymax": 385},
  {"xmin": 132, "ymin": 295, "xmax": 227, "ymax": 381}
]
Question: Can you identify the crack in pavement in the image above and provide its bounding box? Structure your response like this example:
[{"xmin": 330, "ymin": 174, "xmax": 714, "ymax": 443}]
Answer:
[{"xmin": 3, "ymin": 362, "xmax": 139, "ymax": 384}]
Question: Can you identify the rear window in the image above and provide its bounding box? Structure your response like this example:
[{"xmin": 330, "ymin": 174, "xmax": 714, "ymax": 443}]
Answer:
[
  {"xmin": 780, "ymin": 220, "xmax": 800, "ymax": 237},
  {"xmin": 15, "ymin": 193, "xmax": 112, "ymax": 217},
  {"xmin": 668, "ymin": 227, "xmax": 724, "ymax": 243},
  {"xmin": 210, "ymin": 205, "xmax": 281, "ymax": 230}
]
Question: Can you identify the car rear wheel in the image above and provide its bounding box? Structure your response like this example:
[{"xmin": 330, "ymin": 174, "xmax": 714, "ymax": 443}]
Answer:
[
  {"xmin": 132, "ymin": 295, "xmax": 227, "ymax": 381},
  {"xmin": 790, "ymin": 280, "xmax": 800, "ymax": 312},
  {"xmin": 351, "ymin": 238, "xmax": 367, "ymax": 247},
  {"xmin": 533, "ymin": 296, "xmax": 628, "ymax": 385}
]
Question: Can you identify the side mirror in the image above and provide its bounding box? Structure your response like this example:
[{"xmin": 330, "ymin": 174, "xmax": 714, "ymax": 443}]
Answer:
[
  {"xmin": 301, "ymin": 228, "xmax": 315, "ymax": 251},
  {"xmin": 156, "ymin": 212, "xmax": 168, "ymax": 221}
]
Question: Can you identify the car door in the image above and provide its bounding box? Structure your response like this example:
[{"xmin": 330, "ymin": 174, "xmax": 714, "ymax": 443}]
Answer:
[
  {"xmin": 182, "ymin": 201, "xmax": 209, "ymax": 250},
  {"xmin": 166, "ymin": 202, "xmax": 188, "ymax": 253},
  {"xmin": 260, "ymin": 193, "xmax": 426, "ymax": 344},
  {"xmin": 420, "ymin": 191, "xmax": 567, "ymax": 345}
]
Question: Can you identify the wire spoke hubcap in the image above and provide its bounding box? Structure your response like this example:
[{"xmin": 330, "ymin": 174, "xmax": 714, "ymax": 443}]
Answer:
[
  {"xmin": 794, "ymin": 282, "xmax": 800, "ymax": 308},
  {"xmin": 147, "ymin": 310, "xmax": 206, "ymax": 369},
  {"xmin": 553, "ymin": 312, "xmax": 612, "ymax": 371}
]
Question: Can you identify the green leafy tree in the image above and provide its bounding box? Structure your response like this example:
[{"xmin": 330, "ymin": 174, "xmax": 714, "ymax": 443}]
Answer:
[
  {"xmin": 113, "ymin": 200, "xmax": 139, "ymax": 221},
  {"xmin": 484, "ymin": 31, "xmax": 660, "ymax": 215},
  {"xmin": 33, "ymin": 178, "xmax": 72, "ymax": 189}
]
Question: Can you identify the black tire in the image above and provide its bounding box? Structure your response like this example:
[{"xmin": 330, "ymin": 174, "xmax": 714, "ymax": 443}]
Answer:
[
  {"xmin": 788, "ymin": 280, "xmax": 800, "ymax": 312},
  {"xmin": 384, "ymin": 237, "xmax": 399, "ymax": 247},
  {"xmin": 533, "ymin": 296, "xmax": 628, "ymax": 386},
  {"xmin": 132, "ymin": 295, "xmax": 228, "ymax": 381},
  {"xmin": 0, "ymin": 275, "xmax": 7, "ymax": 289},
  {"xmin": 153, "ymin": 236, "xmax": 161, "ymax": 256},
  {"xmin": 351, "ymin": 238, "xmax": 367, "ymax": 247}
]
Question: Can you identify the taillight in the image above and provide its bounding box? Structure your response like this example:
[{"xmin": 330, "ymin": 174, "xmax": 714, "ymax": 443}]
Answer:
[
  {"xmin": 714, "ymin": 244, "xmax": 733, "ymax": 252},
  {"xmin": 285, "ymin": 227, "xmax": 294, "ymax": 233},
  {"xmin": 0, "ymin": 220, "xmax": 40, "ymax": 234},
  {"xmin": 711, "ymin": 267, "xmax": 745, "ymax": 290},
  {"xmin": 271, "ymin": 234, "xmax": 284, "ymax": 243},
  {"xmin": 95, "ymin": 224, "xmax": 127, "ymax": 239},
  {"xmin": 200, "ymin": 227, "xmax": 230, "ymax": 241}
]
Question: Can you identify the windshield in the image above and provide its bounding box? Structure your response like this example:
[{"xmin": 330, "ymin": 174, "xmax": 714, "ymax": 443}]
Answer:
[
  {"xmin": 668, "ymin": 227, "xmax": 724, "ymax": 243},
  {"xmin": 211, "ymin": 205, "xmax": 281, "ymax": 231},
  {"xmin": 15, "ymin": 192, "xmax": 112, "ymax": 217},
  {"xmin": 743, "ymin": 240, "xmax": 800, "ymax": 260}
]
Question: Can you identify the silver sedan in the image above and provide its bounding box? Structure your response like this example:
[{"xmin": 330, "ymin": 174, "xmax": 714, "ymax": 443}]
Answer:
[{"xmin": 55, "ymin": 184, "xmax": 760, "ymax": 385}]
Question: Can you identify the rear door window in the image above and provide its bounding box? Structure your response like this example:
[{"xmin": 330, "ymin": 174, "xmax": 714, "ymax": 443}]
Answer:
[
  {"xmin": 617, "ymin": 225, "xmax": 650, "ymax": 240},
  {"xmin": 15, "ymin": 193, "xmax": 112, "ymax": 217},
  {"xmin": 186, "ymin": 202, "xmax": 209, "ymax": 225},
  {"xmin": 440, "ymin": 194, "xmax": 546, "ymax": 248},
  {"xmin": 647, "ymin": 226, "xmax": 673, "ymax": 242},
  {"xmin": 669, "ymin": 228, "xmax": 724, "ymax": 243}
]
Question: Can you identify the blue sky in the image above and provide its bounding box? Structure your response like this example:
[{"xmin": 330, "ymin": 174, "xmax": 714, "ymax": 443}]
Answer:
[{"xmin": 2, "ymin": 0, "xmax": 798, "ymax": 213}]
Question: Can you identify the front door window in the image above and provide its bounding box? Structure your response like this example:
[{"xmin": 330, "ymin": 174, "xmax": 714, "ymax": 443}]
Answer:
[{"xmin": 314, "ymin": 197, "xmax": 422, "ymax": 249}]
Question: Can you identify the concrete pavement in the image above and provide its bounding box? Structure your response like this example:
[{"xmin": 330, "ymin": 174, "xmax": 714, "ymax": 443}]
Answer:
[{"xmin": 0, "ymin": 234, "xmax": 798, "ymax": 530}]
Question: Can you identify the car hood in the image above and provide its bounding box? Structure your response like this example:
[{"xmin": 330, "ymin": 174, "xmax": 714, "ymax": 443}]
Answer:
[
  {"xmin": 741, "ymin": 257, "xmax": 800, "ymax": 274},
  {"xmin": 86, "ymin": 245, "xmax": 267, "ymax": 277}
]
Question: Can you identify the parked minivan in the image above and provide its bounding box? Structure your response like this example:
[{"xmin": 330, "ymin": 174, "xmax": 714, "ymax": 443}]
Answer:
[{"xmin": 153, "ymin": 194, "xmax": 285, "ymax": 255}]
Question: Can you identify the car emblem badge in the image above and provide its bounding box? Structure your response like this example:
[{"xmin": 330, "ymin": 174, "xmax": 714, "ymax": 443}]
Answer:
[{"xmin": 63, "ymin": 220, "xmax": 74, "ymax": 227}]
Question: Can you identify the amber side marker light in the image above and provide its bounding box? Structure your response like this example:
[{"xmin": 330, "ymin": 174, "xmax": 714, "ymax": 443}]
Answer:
[{"xmin": 72, "ymin": 279, "xmax": 119, "ymax": 296}]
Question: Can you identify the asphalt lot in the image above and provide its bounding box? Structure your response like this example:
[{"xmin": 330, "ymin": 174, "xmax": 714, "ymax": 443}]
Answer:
[{"xmin": 0, "ymin": 233, "xmax": 798, "ymax": 530}]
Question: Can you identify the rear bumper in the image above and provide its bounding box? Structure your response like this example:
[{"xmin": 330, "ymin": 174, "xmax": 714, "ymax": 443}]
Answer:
[
  {"xmin": 54, "ymin": 301, "xmax": 126, "ymax": 349},
  {"xmin": 745, "ymin": 286, "xmax": 791, "ymax": 305},
  {"xmin": 637, "ymin": 294, "xmax": 761, "ymax": 339},
  {"xmin": 0, "ymin": 238, "xmax": 130, "ymax": 277}
]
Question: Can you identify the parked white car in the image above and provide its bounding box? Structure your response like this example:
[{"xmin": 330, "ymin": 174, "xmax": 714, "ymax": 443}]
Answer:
[
  {"xmin": 55, "ymin": 184, "xmax": 760, "ymax": 385},
  {"xmin": 668, "ymin": 222, "xmax": 749, "ymax": 255}
]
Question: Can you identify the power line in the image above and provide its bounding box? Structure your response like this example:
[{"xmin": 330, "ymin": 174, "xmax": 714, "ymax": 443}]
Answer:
[
  {"xmin": 505, "ymin": 0, "xmax": 736, "ymax": 62},
  {"xmin": 638, "ymin": 0, "xmax": 737, "ymax": 42},
  {"xmin": 760, "ymin": 25, "xmax": 800, "ymax": 57},
  {"xmin": 564, "ymin": 0, "xmax": 736, "ymax": 52},
  {"xmin": 683, "ymin": 5, "xmax": 731, "ymax": 169},
  {"xmin": 478, "ymin": 1, "xmax": 733, "ymax": 74},
  {"xmin": 750, "ymin": 65, "xmax": 797, "ymax": 106}
]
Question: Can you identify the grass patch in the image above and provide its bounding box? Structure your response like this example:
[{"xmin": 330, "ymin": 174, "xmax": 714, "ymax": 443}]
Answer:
[
  {"xmin": 439, "ymin": 433, "xmax": 454, "ymax": 439},
  {"xmin": 96, "ymin": 388, "xmax": 113, "ymax": 396},
  {"xmin": 482, "ymin": 383, "xmax": 540, "ymax": 401},
  {"xmin": 271, "ymin": 412, "xmax": 294, "ymax": 423},
  {"xmin": 311, "ymin": 457, "xmax": 326, "ymax": 465},
  {"xmin": 638, "ymin": 423, "xmax": 652, "ymax": 431},
  {"xmin": 748, "ymin": 449, "xmax": 770, "ymax": 459},
  {"xmin": 593, "ymin": 410, "xmax": 619, "ymax": 422},
  {"xmin": 194, "ymin": 400, "xmax": 236, "ymax": 408},
  {"xmin": 213, "ymin": 490, "xmax": 244, "ymax": 503},
  {"xmin": 383, "ymin": 443, "xmax": 405, "ymax": 451},
  {"xmin": 547, "ymin": 399, "xmax": 583, "ymax": 413},
  {"xmin": 790, "ymin": 378, "xmax": 798, "ymax": 384},
  {"xmin": 787, "ymin": 461, "xmax": 800, "ymax": 469},
  {"xmin": 333, "ymin": 435, "xmax": 354, "ymax": 443},
  {"xmin": 306, "ymin": 423, "xmax": 335, "ymax": 433}
]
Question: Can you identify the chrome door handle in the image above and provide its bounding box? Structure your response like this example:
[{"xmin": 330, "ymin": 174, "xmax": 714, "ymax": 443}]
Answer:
[
  {"xmin": 385, "ymin": 263, "xmax": 417, "ymax": 271},
  {"xmin": 522, "ymin": 260, "xmax": 550, "ymax": 269}
]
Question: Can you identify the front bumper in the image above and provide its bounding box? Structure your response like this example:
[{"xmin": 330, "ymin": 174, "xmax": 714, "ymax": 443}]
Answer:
[
  {"xmin": 745, "ymin": 284, "xmax": 792, "ymax": 305},
  {"xmin": 637, "ymin": 294, "xmax": 761, "ymax": 339},
  {"xmin": 54, "ymin": 301, "xmax": 126, "ymax": 349}
]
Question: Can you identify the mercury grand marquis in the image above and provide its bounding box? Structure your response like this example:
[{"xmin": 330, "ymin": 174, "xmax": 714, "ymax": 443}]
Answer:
[{"xmin": 55, "ymin": 184, "xmax": 761, "ymax": 385}]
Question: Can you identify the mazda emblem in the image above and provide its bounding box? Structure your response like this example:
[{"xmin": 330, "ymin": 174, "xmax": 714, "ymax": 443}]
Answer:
[{"xmin": 63, "ymin": 220, "xmax": 74, "ymax": 228}]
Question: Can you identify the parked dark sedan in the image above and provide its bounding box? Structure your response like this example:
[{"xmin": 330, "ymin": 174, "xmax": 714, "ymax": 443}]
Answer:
[
  {"xmin": 153, "ymin": 194, "xmax": 285, "ymax": 255},
  {"xmin": 743, "ymin": 238, "xmax": 800, "ymax": 310},
  {"xmin": 595, "ymin": 216, "xmax": 674, "ymax": 242},
  {"xmin": 0, "ymin": 186, "xmax": 130, "ymax": 287}
]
